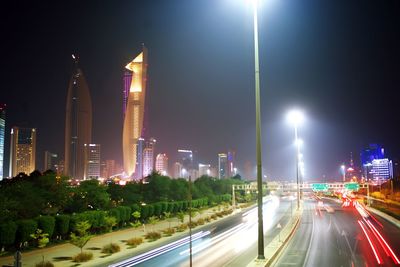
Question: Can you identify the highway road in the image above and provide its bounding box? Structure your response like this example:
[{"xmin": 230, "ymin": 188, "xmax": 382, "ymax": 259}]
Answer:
[
  {"xmin": 273, "ymin": 197, "xmax": 400, "ymax": 267},
  {"xmin": 109, "ymin": 196, "xmax": 294, "ymax": 267}
]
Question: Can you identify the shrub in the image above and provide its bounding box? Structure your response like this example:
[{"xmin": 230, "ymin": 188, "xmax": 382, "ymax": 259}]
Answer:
[
  {"xmin": 35, "ymin": 261, "xmax": 54, "ymax": 267},
  {"xmin": 72, "ymin": 251, "xmax": 93, "ymax": 262},
  {"xmin": 162, "ymin": 227, "xmax": 175, "ymax": 236},
  {"xmin": 126, "ymin": 237, "xmax": 143, "ymax": 247},
  {"xmin": 197, "ymin": 218, "xmax": 205, "ymax": 225},
  {"xmin": 0, "ymin": 221, "xmax": 17, "ymax": 248},
  {"xmin": 16, "ymin": 219, "xmax": 38, "ymax": 245},
  {"xmin": 176, "ymin": 223, "xmax": 188, "ymax": 232},
  {"xmin": 104, "ymin": 216, "xmax": 117, "ymax": 232},
  {"xmin": 204, "ymin": 216, "xmax": 211, "ymax": 223},
  {"xmin": 145, "ymin": 231, "xmax": 161, "ymax": 241},
  {"xmin": 101, "ymin": 243, "xmax": 121, "ymax": 254},
  {"xmin": 211, "ymin": 214, "xmax": 217, "ymax": 220},
  {"xmin": 188, "ymin": 221, "xmax": 198, "ymax": 228},
  {"xmin": 55, "ymin": 215, "xmax": 70, "ymax": 238},
  {"xmin": 36, "ymin": 216, "xmax": 55, "ymax": 238}
]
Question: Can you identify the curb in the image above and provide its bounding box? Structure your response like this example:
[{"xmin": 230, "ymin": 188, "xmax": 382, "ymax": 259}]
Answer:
[
  {"xmin": 265, "ymin": 211, "xmax": 302, "ymax": 267},
  {"xmin": 365, "ymin": 206, "xmax": 400, "ymax": 228}
]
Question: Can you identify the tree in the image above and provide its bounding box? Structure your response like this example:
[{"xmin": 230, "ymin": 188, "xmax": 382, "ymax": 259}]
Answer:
[
  {"xmin": 143, "ymin": 172, "xmax": 171, "ymax": 202},
  {"xmin": 70, "ymin": 221, "xmax": 92, "ymax": 253},
  {"xmin": 66, "ymin": 180, "xmax": 110, "ymax": 212},
  {"xmin": 30, "ymin": 229, "xmax": 49, "ymax": 248},
  {"xmin": 104, "ymin": 216, "xmax": 117, "ymax": 232}
]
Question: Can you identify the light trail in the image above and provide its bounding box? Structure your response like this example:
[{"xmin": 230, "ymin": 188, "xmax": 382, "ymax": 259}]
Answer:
[
  {"xmin": 358, "ymin": 220, "xmax": 382, "ymax": 265},
  {"xmin": 109, "ymin": 231, "xmax": 210, "ymax": 267},
  {"xmin": 366, "ymin": 219, "xmax": 400, "ymax": 265}
]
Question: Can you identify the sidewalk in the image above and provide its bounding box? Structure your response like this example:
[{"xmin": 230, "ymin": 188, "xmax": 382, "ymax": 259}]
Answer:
[{"xmin": 0, "ymin": 205, "xmax": 242, "ymax": 267}]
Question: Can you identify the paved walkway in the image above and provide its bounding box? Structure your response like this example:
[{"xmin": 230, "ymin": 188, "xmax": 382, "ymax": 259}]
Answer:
[{"xmin": 0, "ymin": 206, "xmax": 240, "ymax": 267}]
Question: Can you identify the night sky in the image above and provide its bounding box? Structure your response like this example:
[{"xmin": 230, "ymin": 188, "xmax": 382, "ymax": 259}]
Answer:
[{"xmin": 2, "ymin": 0, "xmax": 400, "ymax": 181}]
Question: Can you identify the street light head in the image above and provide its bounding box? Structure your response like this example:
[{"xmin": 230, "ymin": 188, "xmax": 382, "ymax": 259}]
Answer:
[
  {"xmin": 287, "ymin": 110, "xmax": 305, "ymax": 126},
  {"xmin": 295, "ymin": 138, "xmax": 304, "ymax": 147}
]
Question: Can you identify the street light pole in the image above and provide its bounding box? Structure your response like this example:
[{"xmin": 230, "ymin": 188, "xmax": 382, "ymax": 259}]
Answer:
[
  {"xmin": 252, "ymin": 1, "xmax": 265, "ymax": 260},
  {"xmin": 294, "ymin": 126, "xmax": 300, "ymax": 210}
]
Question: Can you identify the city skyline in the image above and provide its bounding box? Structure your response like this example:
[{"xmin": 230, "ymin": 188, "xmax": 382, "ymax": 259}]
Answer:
[{"xmin": 2, "ymin": 1, "xmax": 400, "ymax": 180}]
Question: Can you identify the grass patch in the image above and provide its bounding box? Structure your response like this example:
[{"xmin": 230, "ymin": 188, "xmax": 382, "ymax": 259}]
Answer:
[
  {"xmin": 210, "ymin": 214, "xmax": 217, "ymax": 220},
  {"xmin": 126, "ymin": 237, "xmax": 143, "ymax": 247},
  {"xmin": 101, "ymin": 243, "xmax": 121, "ymax": 254},
  {"xmin": 35, "ymin": 261, "xmax": 54, "ymax": 267},
  {"xmin": 145, "ymin": 231, "xmax": 162, "ymax": 241},
  {"xmin": 197, "ymin": 218, "xmax": 205, "ymax": 225},
  {"xmin": 72, "ymin": 252, "xmax": 93, "ymax": 262},
  {"xmin": 162, "ymin": 227, "xmax": 176, "ymax": 236}
]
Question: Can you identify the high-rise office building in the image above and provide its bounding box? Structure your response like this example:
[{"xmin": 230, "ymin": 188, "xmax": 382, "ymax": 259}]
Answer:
[
  {"xmin": 177, "ymin": 149, "xmax": 193, "ymax": 170},
  {"xmin": 363, "ymin": 158, "xmax": 393, "ymax": 182},
  {"xmin": 218, "ymin": 153, "xmax": 228, "ymax": 179},
  {"xmin": 198, "ymin": 163, "xmax": 211, "ymax": 177},
  {"xmin": 135, "ymin": 137, "xmax": 145, "ymax": 179},
  {"xmin": 0, "ymin": 104, "xmax": 5, "ymax": 180},
  {"xmin": 44, "ymin": 151, "xmax": 58, "ymax": 172},
  {"xmin": 9, "ymin": 127, "xmax": 36, "ymax": 177},
  {"xmin": 84, "ymin": 144, "xmax": 100, "ymax": 180},
  {"xmin": 173, "ymin": 162, "xmax": 183, "ymax": 178},
  {"xmin": 123, "ymin": 46, "xmax": 148, "ymax": 178},
  {"xmin": 142, "ymin": 138, "xmax": 156, "ymax": 177},
  {"xmin": 64, "ymin": 55, "xmax": 92, "ymax": 180},
  {"xmin": 101, "ymin": 159, "xmax": 117, "ymax": 179},
  {"xmin": 361, "ymin": 144, "xmax": 385, "ymax": 166},
  {"xmin": 227, "ymin": 150, "xmax": 236, "ymax": 177},
  {"xmin": 155, "ymin": 153, "xmax": 168, "ymax": 175}
]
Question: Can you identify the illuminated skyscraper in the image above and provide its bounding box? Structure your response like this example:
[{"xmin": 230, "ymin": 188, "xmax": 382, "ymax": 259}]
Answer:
[
  {"xmin": 227, "ymin": 150, "xmax": 236, "ymax": 177},
  {"xmin": 218, "ymin": 153, "xmax": 228, "ymax": 179},
  {"xmin": 173, "ymin": 162, "xmax": 182, "ymax": 178},
  {"xmin": 136, "ymin": 137, "xmax": 145, "ymax": 179},
  {"xmin": 84, "ymin": 144, "xmax": 101, "ymax": 180},
  {"xmin": 64, "ymin": 55, "xmax": 92, "ymax": 180},
  {"xmin": 9, "ymin": 127, "xmax": 36, "ymax": 177},
  {"xmin": 177, "ymin": 149, "xmax": 193, "ymax": 170},
  {"xmin": 0, "ymin": 104, "xmax": 5, "ymax": 180},
  {"xmin": 142, "ymin": 138, "xmax": 156, "ymax": 177},
  {"xmin": 155, "ymin": 153, "xmax": 168, "ymax": 175},
  {"xmin": 123, "ymin": 46, "xmax": 148, "ymax": 177}
]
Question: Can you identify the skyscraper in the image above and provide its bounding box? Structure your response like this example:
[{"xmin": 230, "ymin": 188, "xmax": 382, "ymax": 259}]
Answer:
[
  {"xmin": 218, "ymin": 153, "xmax": 228, "ymax": 179},
  {"xmin": 44, "ymin": 151, "xmax": 58, "ymax": 172},
  {"xmin": 123, "ymin": 46, "xmax": 148, "ymax": 177},
  {"xmin": 136, "ymin": 137, "xmax": 145, "ymax": 179},
  {"xmin": 177, "ymin": 149, "xmax": 193, "ymax": 170},
  {"xmin": 0, "ymin": 104, "xmax": 5, "ymax": 180},
  {"xmin": 227, "ymin": 150, "xmax": 236, "ymax": 177},
  {"xmin": 64, "ymin": 55, "xmax": 92, "ymax": 180},
  {"xmin": 9, "ymin": 127, "xmax": 36, "ymax": 177},
  {"xmin": 84, "ymin": 144, "xmax": 101, "ymax": 180},
  {"xmin": 142, "ymin": 138, "xmax": 156, "ymax": 177},
  {"xmin": 173, "ymin": 162, "xmax": 183, "ymax": 178},
  {"xmin": 155, "ymin": 153, "xmax": 168, "ymax": 175}
]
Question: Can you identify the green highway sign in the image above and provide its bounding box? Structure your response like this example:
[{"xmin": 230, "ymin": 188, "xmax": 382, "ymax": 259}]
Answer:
[
  {"xmin": 344, "ymin": 183, "xmax": 360, "ymax": 191},
  {"xmin": 312, "ymin": 183, "xmax": 329, "ymax": 192}
]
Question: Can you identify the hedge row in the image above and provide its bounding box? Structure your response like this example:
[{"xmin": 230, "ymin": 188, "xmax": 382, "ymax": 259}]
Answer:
[{"xmin": 0, "ymin": 196, "xmax": 227, "ymax": 250}]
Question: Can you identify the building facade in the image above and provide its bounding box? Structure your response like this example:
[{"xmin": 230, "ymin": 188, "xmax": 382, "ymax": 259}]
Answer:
[
  {"xmin": 84, "ymin": 144, "xmax": 101, "ymax": 180},
  {"xmin": 44, "ymin": 151, "xmax": 58, "ymax": 172},
  {"xmin": 0, "ymin": 104, "xmax": 5, "ymax": 180},
  {"xmin": 218, "ymin": 153, "xmax": 228, "ymax": 179},
  {"xmin": 64, "ymin": 55, "xmax": 92, "ymax": 180},
  {"xmin": 9, "ymin": 127, "xmax": 36, "ymax": 177},
  {"xmin": 155, "ymin": 153, "xmax": 168, "ymax": 175},
  {"xmin": 122, "ymin": 46, "xmax": 148, "ymax": 178},
  {"xmin": 173, "ymin": 162, "xmax": 183, "ymax": 178}
]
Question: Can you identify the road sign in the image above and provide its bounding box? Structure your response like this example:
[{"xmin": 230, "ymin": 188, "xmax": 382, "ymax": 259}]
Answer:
[
  {"xmin": 344, "ymin": 183, "xmax": 360, "ymax": 191},
  {"xmin": 312, "ymin": 183, "xmax": 328, "ymax": 192}
]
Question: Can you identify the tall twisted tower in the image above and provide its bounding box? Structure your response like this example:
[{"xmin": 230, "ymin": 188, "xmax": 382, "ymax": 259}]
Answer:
[{"xmin": 123, "ymin": 46, "xmax": 148, "ymax": 177}]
